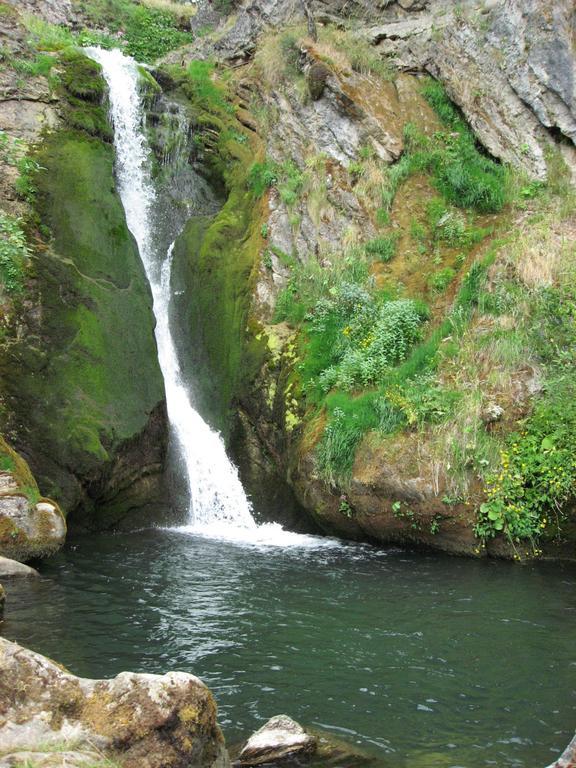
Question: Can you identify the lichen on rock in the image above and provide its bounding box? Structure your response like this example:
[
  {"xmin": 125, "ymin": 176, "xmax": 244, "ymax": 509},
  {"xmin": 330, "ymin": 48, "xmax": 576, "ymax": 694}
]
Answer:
[{"xmin": 0, "ymin": 637, "xmax": 230, "ymax": 768}]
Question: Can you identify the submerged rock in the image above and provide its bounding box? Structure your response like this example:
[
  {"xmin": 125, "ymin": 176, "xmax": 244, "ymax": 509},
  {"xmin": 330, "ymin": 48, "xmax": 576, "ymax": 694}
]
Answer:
[
  {"xmin": 0, "ymin": 637, "xmax": 229, "ymax": 768},
  {"xmin": 0, "ymin": 557, "xmax": 40, "ymax": 578},
  {"xmin": 238, "ymin": 715, "xmax": 317, "ymax": 766}
]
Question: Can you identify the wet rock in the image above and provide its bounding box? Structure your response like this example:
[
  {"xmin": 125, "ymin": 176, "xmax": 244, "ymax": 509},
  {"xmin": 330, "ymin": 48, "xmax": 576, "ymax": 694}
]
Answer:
[
  {"xmin": 0, "ymin": 557, "xmax": 40, "ymax": 578},
  {"xmin": 0, "ymin": 494, "xmax": 66, "ymax": 562},
  {"xmin": 0, "ymin": 583, "xmax": 5, "ymax": 619},
  {"xmin": 0, "ymin": 637, "xmax": 230, "ymax": 768},
  {"xmin": 238, "ymin": 716, "xmax": 317, "ymax": 766}
]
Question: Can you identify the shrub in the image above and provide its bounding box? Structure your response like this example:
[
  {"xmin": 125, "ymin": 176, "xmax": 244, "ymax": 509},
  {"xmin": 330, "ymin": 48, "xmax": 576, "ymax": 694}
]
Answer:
[
  {"xmin": 316, "ymin": 297, "xmax": 427, "ymax": 392},
  {"xmin": 0, "ymin": 211, "xmax": 29, "ymax": 294},
  {"xmin": 475, "ymin": 382, "xmax": 576, "ymax": 548},
  {"xmin": 428, "ymin": 267, "xmax": 456, "ymax": 293}
]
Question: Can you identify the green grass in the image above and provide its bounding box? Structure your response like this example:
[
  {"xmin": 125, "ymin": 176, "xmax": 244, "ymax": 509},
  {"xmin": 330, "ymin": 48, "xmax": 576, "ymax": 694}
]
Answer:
[
  {"xmin": 364, "ymin": 233, "xmax": 398, "ymax": 262},
  {"xmin": 380, "ymin": 81, "xmax": 510, "ymax": 216},
  {"xmin": 24, "ymin": 1, "xmax": 192, "ymax": 63}
]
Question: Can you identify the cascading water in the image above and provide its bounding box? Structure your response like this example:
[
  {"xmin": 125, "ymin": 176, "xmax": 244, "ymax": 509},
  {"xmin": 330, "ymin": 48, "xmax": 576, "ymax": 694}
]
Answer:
[
  {"xmin": 87, "ymin": 47, "xmax": 254, "ymax": 529},
  {"xmin": 87, "ymin": 47, "xmax": 335, "ymax": 548}
]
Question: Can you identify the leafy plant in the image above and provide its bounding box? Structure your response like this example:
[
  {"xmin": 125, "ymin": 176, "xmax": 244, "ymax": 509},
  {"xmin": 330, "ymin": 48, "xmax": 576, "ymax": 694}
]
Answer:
[
  {"xmin": 475, "ymin": 383, "xmax": 576, "ymax": 548},
  {"xmin": 428, "ymin": 267, "xmax": 456, "ymax": 293},
  {"xmin": 0, "ymin": 211, "xmax": 29, "ymax": 294},
  {"xmin": 248, "ymin": 161, "xmax": 278, "ymax": 197}
]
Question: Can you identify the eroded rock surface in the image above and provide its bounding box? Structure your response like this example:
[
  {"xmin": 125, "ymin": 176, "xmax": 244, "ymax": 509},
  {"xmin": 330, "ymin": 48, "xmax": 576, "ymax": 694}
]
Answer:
[{"xmin": 0, "ymin": 638, "xmax": 229, "ymax": 768}]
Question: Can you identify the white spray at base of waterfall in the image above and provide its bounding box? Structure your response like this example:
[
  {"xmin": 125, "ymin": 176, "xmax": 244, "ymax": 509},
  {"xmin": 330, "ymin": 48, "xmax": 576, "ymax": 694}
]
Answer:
[{"xmin": 86, "ymin": 47, "xmax": 338, "ymax": 549}]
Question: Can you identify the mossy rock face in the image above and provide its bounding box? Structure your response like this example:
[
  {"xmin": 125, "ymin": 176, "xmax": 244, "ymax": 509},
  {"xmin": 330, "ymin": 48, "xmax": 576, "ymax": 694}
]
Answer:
[
  {"xmin": 0, "ymin": 131, "xmax": 169, "ymax": 529},
  {"xmin": 171, "ymin": 167, "xmax": 266, "ymax": 435},
  {"xmin": 58, "ymin": 50, "xmax": 113, "ymax": 141}
]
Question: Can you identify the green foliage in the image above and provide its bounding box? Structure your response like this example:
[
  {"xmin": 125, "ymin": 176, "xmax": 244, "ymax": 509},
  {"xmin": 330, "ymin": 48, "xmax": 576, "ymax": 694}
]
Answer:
[
  {"xmin": 27, "ymin": 1, "xmax": 192, "ymax": 63},
  {"xmin": 185, "ymin": 60, "xmax": 232, "ymax": 113},
  {"xmin": 274, "ymin": 250, "xmax": 369, "ymax": 328},
  {"xmin": 0, "ymin": 211, "xmax": 29, "ymax": 295},
  {"xmin": 421, "ymin": 79, "xmax": 462, "ymax": 130},
  {"xmin": 12, "ymin": 53, "xmax": 56, "ymax": 78},
  {"xmin": 475, "ymin": 381, "xmax": 576, "ymax": 548},
  {"xmin": 23, "ymin": 16, "xmax": 75, "ymax": 51},
  {"xmin": 428, "ymin": 266, "xmax": 456, "ymax": 292},
  {"xmin": 277, "ymin": 161, "xmax": 305, "ymax": 207},
  {"xmin": 364, "ymin": 233, "xmax": 398, "ymax": 262},
  {"xmin": 248, "ymin": 161, "xmax": 278, "ymax": 197},
  {"xmin": 382, "ymin": 82, "xmax": 509, "ymax": 216},
  {"xmin": 316, "ymin": 397, "xmax": 379, "ymax": 486},
  {"xmin": 248, "ymin": 159, "xmax": 304, "ymax": 206},
  {"xmin": 15, "ymin": 156, "xmax": 43, "ymax": 203},
  {"xmin": 313, "ymin": 293, "xmax": 428, "ymax": 393},
  {"xmin": 279, "ymin": 33, "xmax": 301, "ymax": 75}
]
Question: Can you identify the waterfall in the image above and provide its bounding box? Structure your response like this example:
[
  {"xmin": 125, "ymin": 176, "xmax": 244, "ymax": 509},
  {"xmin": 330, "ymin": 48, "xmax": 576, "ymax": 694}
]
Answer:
[
  {"xmin": 85, "ymin": 47, "xmax": 338, "ymax": 548},
  {"xmin": 86, "ymin": 47, "xmax": 256, "ymax": 533}
]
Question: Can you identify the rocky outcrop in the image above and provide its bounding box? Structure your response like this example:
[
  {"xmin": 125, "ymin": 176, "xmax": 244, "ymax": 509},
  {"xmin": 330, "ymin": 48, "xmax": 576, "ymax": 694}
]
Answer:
[
  {"xmin": 4, "ymin": 0, "xmax": 75, "ymax": 25},
  {"xmin": 0, "ymin": 637, "xmax": 229, "ymax": 768},
  {"xmin": 0, "ymin": 439, "xmax": 65, "ymax": 562},
  {"xmin": 173, "ymin": 0, "xmax": 575, "ymax": 180},
  {"xmin": 367, "ymin": 0, "xmax": 576, "ymax": 179}
]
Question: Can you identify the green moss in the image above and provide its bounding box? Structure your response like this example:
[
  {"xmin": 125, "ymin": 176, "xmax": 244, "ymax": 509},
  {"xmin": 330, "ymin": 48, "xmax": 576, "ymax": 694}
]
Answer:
[
  {"xmin": 165, "ymin": 65, "xmax": 267, "ymax": 433},
  {"xmin": 57, "ymin": 50, "xmax": 112, "ymax": 141},
  {"xmin": 173, "ymin": 187, "xmax": 266, "ymax": 431},
  {"xmin": 0, "ymin": 132, "xmax": 164, "ymax": 510}
]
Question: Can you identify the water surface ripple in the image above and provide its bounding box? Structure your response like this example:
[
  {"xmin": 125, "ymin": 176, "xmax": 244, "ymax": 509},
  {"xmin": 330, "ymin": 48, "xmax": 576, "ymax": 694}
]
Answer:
[{"xmin": 3, "ymin": 530, "xmax": 576, "ymax": 768}]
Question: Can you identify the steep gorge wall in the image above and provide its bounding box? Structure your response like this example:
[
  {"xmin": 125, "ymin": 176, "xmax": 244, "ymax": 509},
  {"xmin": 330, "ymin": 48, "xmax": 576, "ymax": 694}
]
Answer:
[
  {"xmin": 0, "ymin": 12, "xmax": 169, "ymax": 530},
  {"xmin": 172, "ymin": 0, "xmax": 576, "ymax": 557}
]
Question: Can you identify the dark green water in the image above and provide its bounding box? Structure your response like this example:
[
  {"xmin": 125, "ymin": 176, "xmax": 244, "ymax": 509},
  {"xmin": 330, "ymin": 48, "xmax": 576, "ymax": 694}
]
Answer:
[{"xmin": 2, "ymin": 529, "xmax": 575, "ymax": 768}]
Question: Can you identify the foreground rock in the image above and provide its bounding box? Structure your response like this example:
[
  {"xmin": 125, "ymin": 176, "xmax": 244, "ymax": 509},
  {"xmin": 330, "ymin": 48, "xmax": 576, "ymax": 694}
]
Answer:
[
  {"xmin": 238, "ymin": 716, "xmax": 317, "ymax": 766},
  {"xmin": 0, "ymin": 556, "xmax": 39, "ymax": 578},
  {"xmin": 0, "ymin": 638, "xmax": 229, "ymax": 768}
]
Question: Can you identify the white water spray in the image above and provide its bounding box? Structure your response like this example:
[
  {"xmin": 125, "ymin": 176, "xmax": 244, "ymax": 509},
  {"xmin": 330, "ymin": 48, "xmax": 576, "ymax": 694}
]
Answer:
[
  {"xmin": 87, "ymin": 48, "xmax": 254, "ymax": 530},
  {"xmin": 87, "ymin": 48, "xmax": 336, "ymax": 548}
]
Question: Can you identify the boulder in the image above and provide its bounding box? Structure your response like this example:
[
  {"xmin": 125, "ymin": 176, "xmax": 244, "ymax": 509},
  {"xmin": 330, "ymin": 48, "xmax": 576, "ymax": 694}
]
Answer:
[
  {"xmin": 238, "ymin": 716, "xmax": 317, "ymax": 766},
  {"xmin": 0, "ymin": 497, "xmax": 66, "ymax": 563},
  {"xmin": 0, "ymin": 638, "xmax": 230, "ymax": 768},
  {"xmin": 0, "ymin": 557, "xmax": 40, "ymax": 578},
  {"xmin": 0, "ymin": 439, "xmax": 65, "ymax": 562}
]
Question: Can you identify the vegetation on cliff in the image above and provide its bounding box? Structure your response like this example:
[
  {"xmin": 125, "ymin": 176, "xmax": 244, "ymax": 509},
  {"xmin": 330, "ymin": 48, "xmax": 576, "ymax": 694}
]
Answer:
[{"xmin": 239, "ymin": 22, "xmax": 576, "ymax": 556}]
